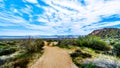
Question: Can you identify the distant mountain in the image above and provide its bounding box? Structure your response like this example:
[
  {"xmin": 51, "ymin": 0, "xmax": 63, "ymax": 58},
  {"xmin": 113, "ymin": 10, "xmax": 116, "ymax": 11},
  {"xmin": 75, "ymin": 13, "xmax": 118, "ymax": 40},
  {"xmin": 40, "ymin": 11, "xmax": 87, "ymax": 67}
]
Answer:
[
  {"xmin": 89, "ymin": 28, "xmax": 120, "ymax": 38},
  {"xmin": 0, "ymin": 35, "xmax": 80, "ymax": 39}
]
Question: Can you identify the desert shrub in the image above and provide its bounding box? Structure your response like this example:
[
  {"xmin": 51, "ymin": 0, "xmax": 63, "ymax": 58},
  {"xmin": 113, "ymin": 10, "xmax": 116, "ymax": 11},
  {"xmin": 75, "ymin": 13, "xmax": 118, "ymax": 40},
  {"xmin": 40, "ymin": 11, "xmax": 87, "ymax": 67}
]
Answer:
[
  {"xmin": 0, "ymin": 47, "xmax": 16, "ymax": 56},
  {"xmin": 71, "ymin": 49, "xmax": 82, "ymax": 58},
  {"xmin": 1, "ymin": 56, "xmax": 29, "ymax": 68},
  {"xmin": 13, "ymin": 58, "xmax": 29, "ymax": 68},
  {"xmin": 76, "ymin": 36, "xmax": 111, "ymax": 51},
  {"xmin": 71, "ymin": 49, "xmax": 92, "ymax": 58},
  {"xmin": 0, "ymin": 42, "xmax": 7, "ymax": 46},
  {"xmin": 81, "ymin": 63, "xmax": 101, "ymax": 68},
  {"xmin": 73, "ymin": 59, "xmax": 98, "ymax": 68},
  {"xmin": 113, "ymin": 42, "xmax": 120, "ymax": 56},
  {"xmin": 110, "ymin": 41, "xmax": 116, "ymax": 45},
  {"xmin": 22, "ymin": 38, "xmax": 44, "ymax": 52},
  {"xmin": 0, "ymin": 45, "xmax": 6, "ymax": 49},
  {"xmin": 46, "ymin": 39, "xmax": 55, "ymax": 42},
  {"xmin": 34, "ymin": 39, "xmax": 44, "ymax": 48},
  {"xmin": 73, "ymin": 61, "xmax": 101, "ymax": 68},
  {"xmin": 7, "ymin": 41, "xmax": 16, "ymax": 45},
  {"xmin": 14, "ymin": 51, "xmax": 29, "ymax": 60},
  {"xmin": 57, "ymin": 39, "xmax": 77, "ymax": 48}
]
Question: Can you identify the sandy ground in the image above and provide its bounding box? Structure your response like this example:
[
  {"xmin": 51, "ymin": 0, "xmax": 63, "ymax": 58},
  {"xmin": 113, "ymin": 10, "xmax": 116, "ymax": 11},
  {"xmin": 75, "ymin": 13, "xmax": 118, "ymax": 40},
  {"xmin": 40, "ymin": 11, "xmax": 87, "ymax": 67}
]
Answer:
[{"xmin": 31, "ymin": 45, "xmax": 78, "ymax": 68}]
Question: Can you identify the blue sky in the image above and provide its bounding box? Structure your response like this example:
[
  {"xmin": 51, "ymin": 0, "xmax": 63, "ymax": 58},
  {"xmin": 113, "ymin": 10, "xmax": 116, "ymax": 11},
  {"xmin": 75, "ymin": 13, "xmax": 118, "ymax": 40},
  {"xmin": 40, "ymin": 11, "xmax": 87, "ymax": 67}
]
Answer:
[{"xmin": 0, "ymin": 0, "xmax": 120, "ymax": 36}]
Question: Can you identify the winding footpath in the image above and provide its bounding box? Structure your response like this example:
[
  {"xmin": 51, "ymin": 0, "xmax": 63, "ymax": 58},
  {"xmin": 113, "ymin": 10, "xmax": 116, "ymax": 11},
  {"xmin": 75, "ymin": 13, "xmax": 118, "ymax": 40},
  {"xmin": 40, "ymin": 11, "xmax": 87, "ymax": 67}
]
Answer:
[{"xmin": 31, "ymin": 42, "xmax": 78, "ymax": 68}]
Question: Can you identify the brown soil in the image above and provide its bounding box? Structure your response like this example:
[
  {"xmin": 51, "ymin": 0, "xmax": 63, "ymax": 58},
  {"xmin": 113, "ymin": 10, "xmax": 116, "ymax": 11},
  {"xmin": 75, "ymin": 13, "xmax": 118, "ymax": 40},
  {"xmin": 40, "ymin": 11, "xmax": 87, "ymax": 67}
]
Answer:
[{"xmin": 31, "ymin": 45, "xmax": 78, "ymax": 68}]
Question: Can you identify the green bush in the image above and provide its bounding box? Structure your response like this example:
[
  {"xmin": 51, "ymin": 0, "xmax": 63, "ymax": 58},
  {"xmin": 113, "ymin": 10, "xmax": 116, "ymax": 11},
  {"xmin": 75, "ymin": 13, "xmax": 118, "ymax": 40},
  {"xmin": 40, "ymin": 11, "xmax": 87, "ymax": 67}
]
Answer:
[
  {"xmin": 113, "ymin": 42, "xmax": 120, "ymax": 56},
  {"xmin": 70, "ymin": 49, "xmax": 92, "ymax": 58},
  {"xmin": 76, "ymin": 36, "xmax": 111, "ymax": 51},
  {"xmin": 70, "ymin": 49, "xmax": 82, "ymax": 58},
  {"xmin": 81, "ymin": 63, "xmax": 101, "ymax": 68},
  {"xmin": 7, "ymin": 41, "xmax": 16, "ymax": 45},
  {"xmin": 0, "ymin": 42, "xmax": 7, "ymax": 46},
  {"xmin": 1, "ymin": 55, "xmax": 30, "ymax": 68},
  {"xmin": 13, "ymin": 58, "xmax": 29, "ymax": 68},
  {"xmin": 57, "ymin": 39, "xmax": 77, "ymax": 48},
  {"xmin": 73, "ymin": 60, "xmax": 99, "ymax": 68},
  {"xmin": 0, "ymin": 45, "xmax": 5, "ymax": 49},
  {"xmin": 23, "ymin": 38, "xmax": 44, "ymax": 52},
  {"xmin": 34, "ymin": 39, "xmax": 44, "ymax": 50},
  {"xmin": 0, "ymin": 47, "xmax": 16, "ymax": 56}
]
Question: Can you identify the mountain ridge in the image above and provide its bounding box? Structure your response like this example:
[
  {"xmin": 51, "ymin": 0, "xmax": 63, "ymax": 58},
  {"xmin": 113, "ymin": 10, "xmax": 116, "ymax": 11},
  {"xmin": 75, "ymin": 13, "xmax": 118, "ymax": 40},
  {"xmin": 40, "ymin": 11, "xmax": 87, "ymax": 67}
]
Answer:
[{"xmin": 89, "ymin": 28, "xmax": 120, "ymax": 38}]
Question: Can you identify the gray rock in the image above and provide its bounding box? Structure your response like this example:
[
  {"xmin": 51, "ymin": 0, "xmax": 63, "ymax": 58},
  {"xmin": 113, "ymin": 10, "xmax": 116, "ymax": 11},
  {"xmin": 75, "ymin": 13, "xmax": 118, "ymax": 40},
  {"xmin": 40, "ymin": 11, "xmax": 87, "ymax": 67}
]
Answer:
[
  {"xmin": 0, "ymin": 59, "xmax": 5, "ymax": 65},
  {"xmin": 84, "ymin": 58, "xmax": 120, "ymax": 68}
]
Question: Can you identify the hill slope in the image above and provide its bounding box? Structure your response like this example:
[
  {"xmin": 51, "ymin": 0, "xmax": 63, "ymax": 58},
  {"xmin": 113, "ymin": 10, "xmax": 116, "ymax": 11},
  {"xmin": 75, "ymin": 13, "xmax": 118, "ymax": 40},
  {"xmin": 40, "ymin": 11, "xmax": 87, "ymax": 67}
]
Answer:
[{"xmin": 89, "ymin": 28, "xmax": 120, "ymax": 38}]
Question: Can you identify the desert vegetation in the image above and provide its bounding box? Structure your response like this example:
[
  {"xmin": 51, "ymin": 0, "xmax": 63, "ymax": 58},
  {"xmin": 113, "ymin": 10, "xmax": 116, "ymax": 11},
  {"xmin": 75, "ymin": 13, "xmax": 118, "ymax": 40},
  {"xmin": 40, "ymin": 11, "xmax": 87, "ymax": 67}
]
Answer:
[
  {"xmin": 113, "ymin": 42, "xmax": 120, "ymax": 56},
  {"xmin": 55, "ymin": 35, "xmax": 120, "ymax": 68},
  {"xmin": 0, "ymin": 38, "xmax": 44, "ymax": 68},
  {"xmin": 76, "ymin": 36, "xmax": 111, "ymax": 51},
  {"xmin": 0, "ymin": 28, "xmax": 120, "ymax": 68}
]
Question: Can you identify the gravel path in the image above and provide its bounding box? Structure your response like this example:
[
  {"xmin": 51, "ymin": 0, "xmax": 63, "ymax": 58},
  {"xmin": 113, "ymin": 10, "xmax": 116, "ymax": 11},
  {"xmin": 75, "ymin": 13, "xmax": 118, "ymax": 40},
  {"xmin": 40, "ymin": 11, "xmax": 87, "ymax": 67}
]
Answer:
[{"xmin": 31, "ymin": 46, "xmax": 78, "ymax": 68}]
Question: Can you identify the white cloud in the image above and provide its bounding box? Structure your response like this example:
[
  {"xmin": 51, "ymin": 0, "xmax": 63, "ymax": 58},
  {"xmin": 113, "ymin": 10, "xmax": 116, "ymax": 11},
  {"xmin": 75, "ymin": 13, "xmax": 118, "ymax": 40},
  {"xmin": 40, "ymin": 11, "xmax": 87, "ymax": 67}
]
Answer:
[
  {"xmin": 0, "ymin": 12, "xmax": 26, "ymax": 24},
  {"xmin": 81, "ymin": 21, "xmax": 120, "ymax": 30},
  {"xmin": 20, "ymin": 5, "xmax": 32, "ymax": 14},
  {"xmin": 36, "ymin": 0, "xmax": 120, "ymax": 35},
  {"xmin": 0, "ymin": 29, "xmax": 54, "ymax": 36},
  {"xmin": 1, "ymin": 0, "xmax": 120, "ymax": 35}
]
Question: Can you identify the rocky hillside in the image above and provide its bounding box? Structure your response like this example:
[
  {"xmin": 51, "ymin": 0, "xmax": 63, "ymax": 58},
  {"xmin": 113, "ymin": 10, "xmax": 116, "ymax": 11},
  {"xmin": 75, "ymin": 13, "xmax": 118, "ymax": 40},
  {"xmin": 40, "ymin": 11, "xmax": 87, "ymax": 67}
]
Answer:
[{"xmin": 89, "ymin": 28, "xmax": 120, "ymax": 38}]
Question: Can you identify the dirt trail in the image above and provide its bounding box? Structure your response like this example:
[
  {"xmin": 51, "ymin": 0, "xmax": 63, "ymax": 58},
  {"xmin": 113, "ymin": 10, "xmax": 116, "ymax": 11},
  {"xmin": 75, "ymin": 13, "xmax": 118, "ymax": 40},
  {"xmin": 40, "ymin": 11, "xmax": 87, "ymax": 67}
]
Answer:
[{"xmin": 31, "ymin": 42, "xmax": 78, "ymax": 68}]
